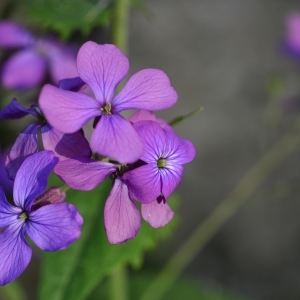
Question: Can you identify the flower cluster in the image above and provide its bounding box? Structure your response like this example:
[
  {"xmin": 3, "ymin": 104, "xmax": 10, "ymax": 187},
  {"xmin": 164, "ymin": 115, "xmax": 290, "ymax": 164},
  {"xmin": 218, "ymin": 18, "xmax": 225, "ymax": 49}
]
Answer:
[{"xmin": 0, "ymin": 40, "xmax": 195, "ymax": 284}]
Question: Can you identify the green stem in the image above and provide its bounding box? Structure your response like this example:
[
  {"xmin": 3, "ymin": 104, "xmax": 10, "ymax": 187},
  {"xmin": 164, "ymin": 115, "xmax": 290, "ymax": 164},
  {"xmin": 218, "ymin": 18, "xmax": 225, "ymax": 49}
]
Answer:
[
  {"xmin": 108, "ymin": 266, "xmax": 128, "ymax": 300},
  {"xmin": 112, "ymin": 0, "xmax": 129, "ymax": 54},
  {"xmin": 140, "ymin": 118, "xmax": 300, "ymax": 300}
]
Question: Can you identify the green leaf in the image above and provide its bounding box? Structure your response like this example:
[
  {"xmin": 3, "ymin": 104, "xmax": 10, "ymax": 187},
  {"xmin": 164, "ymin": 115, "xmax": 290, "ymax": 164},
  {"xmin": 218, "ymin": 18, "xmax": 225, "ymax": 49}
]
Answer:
[
  {"xmin": 0, "ymin": 281, "xmax": 27, "ymax": 300},
  {"xmin": 21, "ymin": 0, "xmax": 112, "ymax": 39},
  {"xmin": 39, "ymin": 175, "xmax": 178, "ymax": 300},
  {"xmin": 169, "ymin": 107, "xmax": 204, "ymax": 127},
  {"xmin": 89, "ymin": 271, "xmax": 249, "ymax": 300}
]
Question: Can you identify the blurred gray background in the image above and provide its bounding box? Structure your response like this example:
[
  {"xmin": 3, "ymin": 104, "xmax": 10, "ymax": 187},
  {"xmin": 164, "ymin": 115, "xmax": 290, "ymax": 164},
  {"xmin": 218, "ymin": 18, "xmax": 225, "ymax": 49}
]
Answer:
[{"xmin": 129, "ymin": 1, "xmax": 300, "ymax": 299}]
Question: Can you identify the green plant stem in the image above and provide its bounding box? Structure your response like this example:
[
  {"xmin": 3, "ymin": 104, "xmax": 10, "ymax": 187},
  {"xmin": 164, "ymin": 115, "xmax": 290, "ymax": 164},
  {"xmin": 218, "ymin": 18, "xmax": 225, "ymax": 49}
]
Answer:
[
  {"xmin": 140, "ymin": 118, "xmax": 300, "ymax": 300},
  {"xmin": 112, "ymin": 0, "xmax": 129, "ymax": 54},
  {"xmin": 108, "ymin": 266, "xmax": 128, "ymax": 300}
]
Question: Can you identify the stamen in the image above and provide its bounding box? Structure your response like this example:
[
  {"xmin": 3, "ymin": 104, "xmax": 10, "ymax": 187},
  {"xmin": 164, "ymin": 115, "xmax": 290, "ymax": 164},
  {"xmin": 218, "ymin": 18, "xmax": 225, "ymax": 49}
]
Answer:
[
  {"xmin": 100, "ymin": 102, "xmax": 112, "ymax": 115},
  {"xmin": 157, "ymin": 158, "xmax": 167, "ymax": 168},
  {"xmin": 19, "ymin": 212, "xmax": 28, "ymax": 220}
]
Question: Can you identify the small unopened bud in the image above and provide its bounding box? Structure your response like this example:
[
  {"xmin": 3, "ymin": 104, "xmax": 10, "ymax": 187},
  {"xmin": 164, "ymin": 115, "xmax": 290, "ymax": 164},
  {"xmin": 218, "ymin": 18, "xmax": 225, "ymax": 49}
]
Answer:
[{"xmin": 31, "ymin": 187, "xmax": 66, "ymax": 211}]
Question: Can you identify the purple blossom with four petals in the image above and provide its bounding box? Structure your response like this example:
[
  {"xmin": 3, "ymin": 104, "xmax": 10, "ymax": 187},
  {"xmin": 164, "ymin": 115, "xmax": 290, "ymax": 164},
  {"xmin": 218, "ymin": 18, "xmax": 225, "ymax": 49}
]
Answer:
[
  {"xmin": 39, "ymin": 41, "xmax": 178, "ymax": 164},
  {"xmin": 0, "ymin": 151, "xmax": 83, "ymax": 285},
  {"xmin": 0, "ymin": 98, "xmax": 91, "ymax": 180},
  {"xmin": 0, "ymin": 21, "xmax": 78, "ymax": 89}
]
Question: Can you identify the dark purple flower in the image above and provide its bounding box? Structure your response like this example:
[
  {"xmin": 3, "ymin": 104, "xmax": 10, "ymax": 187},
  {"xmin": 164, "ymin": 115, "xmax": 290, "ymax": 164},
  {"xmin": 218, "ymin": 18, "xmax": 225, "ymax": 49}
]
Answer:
[
  {"xmin": 0, "ymin": 21, "xmax": 78, "ymax": 89},
  {"xmin": 39, "ymin": 41, "xmax": 178, "ymax": 164},
  {"xmin": 0, "ymin": 151, "xmax": 83, "ymax": 285},
  {"xmin": 0, "ymin": 98, "xmax": 91, "ymax": 180},
  {"xmin": 0, "ymin": 149, "xmax": 13, "ymax": 195},
  {"xmin": 123, "ymin": 120, "xmax": 196, "ymax": 204}
]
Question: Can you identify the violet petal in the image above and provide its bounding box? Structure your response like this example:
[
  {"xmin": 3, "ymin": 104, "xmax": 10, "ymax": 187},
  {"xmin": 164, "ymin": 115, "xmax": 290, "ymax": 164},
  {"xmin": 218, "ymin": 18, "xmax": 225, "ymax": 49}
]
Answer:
[
  {"xmin": 54, "ymin": 157, "xmax": 117, "ymax": 191},
  {"xmin": 77, "ymin": 42, "xmax": 129, "ymax": 104},
  {"xmin": 0, "ymin": 98, "xmax": 36, "ymax": 119},
  {"xmin": 0, "ymin": 186, "xmax": 21, "ymax": 227},
  {"xmin": 141, "ymin": 200, "xmax": 174, "ymax": 228},
  {"xmin": 13, "ymin": 151, "xmax": 58, "ymax": 212},
  {"xmin": 59, "ymin": 77, "xmax": 86, "ymax": 92},
  {"xmin": 41, "ymin": 124, "xmax": 92, "ymax": 160},
  {"xmin": 39, "ymin": 84, "xmax": 100, "ymax": 133},
  {"xmin": 91, "ymin": 114, "xmax": 144, "ymax": 164},
  {"xmin": 5, "ymin": 123, "xmax": 40, "ymax": 180},
  {"xmin": 133, "ymin": 120, "xmax": 168, "ymax": 162},
  {"xmin": 0, "ymin": 222, "xmax": 32, "ymax": 286},
  {"xmin": 1, "ymin": 48, "xmax": 46, "ymax": 89},
  {"xmin": 0, "ymin": 21, "xmax": 34, "ymax": 48},
  {"xmin": 104, "ymin": 178, "xmax": 141, "ymax": 244},
  {"xmin": 123, "ymin": 163, "xmax": 161, "ymax": 204},
  {"xmin": 113, "ymin": 69, "xmax": 178, "ymax": 112},
  {"xmin": 26, "ymin": 202, "xmax": 83, "ymax": 251},
  {"xmin": 160, "ymin": 164, "xmax": 183, "ymax": 200}
]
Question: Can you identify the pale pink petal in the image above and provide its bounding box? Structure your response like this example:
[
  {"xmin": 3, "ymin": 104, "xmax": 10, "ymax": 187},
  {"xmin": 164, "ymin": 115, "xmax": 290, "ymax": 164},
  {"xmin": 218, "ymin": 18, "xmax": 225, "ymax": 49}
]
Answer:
[
  {"xmin": 142, "ymin": 200, "xmax": 174, "ymax": 228},
  {"xmin": 113, "ymin": 69, "xmax": 177, "ymax": 112},
  {"xmin": 129, "ymin": 110, "xmax": 168, "ymax": 127},
  {"xmin": 104, "ymin": 178, "xmax": 141, "ymax": 244},
  {"xmin": 91, "ymin": 114, "xmax": 144, "ymax": 164},
  {"xmin": 39, "ymin": 84, "xmax": 100, "ymax": 133},
  {"xmin": 77, "ymin": 42, "xmax": 129, "ymax": 104},
  {"xmin": 1, "ymin": 48, "xmax": 46, "ymax": 89}
]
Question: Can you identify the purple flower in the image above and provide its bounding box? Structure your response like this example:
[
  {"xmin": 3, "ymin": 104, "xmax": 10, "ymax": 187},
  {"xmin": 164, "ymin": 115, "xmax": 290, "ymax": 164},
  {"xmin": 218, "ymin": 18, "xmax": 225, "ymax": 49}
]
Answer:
[
  {"xmin": 39, "ymin": 41, "xmax": 178, "ymax": 164},
  {"xmin": 0, "ymin": 151, "xmax": 83, "ymax": 285},
  {"xmin": 0, "ymin": 21, "xmax": 78, "ymax": 89},
  {"xmin": 0, "ymin": 149, "xmax": 13, "ymax": 195},
  {"xmin": 0, "ymin": 98, "xmax": 91, "ymax": 180},
  {"xmin": 123, "ymin": 120, "xmax": 196, "ymax": 204},
  {"xmin": 281, "ymin": 13, "xmax": 300, "ymax": 59}
]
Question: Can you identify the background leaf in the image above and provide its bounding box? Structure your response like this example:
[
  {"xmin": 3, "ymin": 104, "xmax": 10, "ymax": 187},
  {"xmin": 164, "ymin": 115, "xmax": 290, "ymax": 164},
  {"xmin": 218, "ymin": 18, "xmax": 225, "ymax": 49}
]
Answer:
[
  {"xmin": 39, "ymin": 175, "xmax": 178, "ymax": 300},
  {"xmin": 89, "ymin": 271, "xmax": 249, "ymax": 300},
  {"xmin": 21, "ymin": 0, "xmax": 112, "ymax": 39}
]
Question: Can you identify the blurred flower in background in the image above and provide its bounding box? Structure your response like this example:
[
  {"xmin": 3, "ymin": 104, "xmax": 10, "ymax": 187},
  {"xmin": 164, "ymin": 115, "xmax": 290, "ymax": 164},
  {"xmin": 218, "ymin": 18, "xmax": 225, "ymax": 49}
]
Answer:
[{"xmin": 0, "ymin": 21, "xmax": 78, "ymax": 90}]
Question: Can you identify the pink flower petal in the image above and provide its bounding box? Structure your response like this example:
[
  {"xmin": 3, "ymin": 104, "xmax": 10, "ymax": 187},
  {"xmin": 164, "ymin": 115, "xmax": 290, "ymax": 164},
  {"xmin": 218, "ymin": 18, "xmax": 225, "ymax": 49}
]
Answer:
[
  {"xmin": 91, "ymin": 114, "xmax": 144, "ymax": 164},
  {"xmin": 41, "ymin": 124, "xmax": 92, "ymax": 160},
  {"xmin": 160, "ymin": 165, "xmax": 183, "ymax": 200},
  {"xmin": 142, "ymin": 200, "xmax": 174, "ymax": 228},
  {"xmin": 104, "ymin": 178, "xmax": 141, "ymax": 244},
  {"xmin": 113, "ymin": 69, "xmax": 177, "ymax": 112},
  {"xmin": 129, "ymin": 110, "xmax": 168, "ymax": 127},
  {"xmin": 39, "ymin": 84, "xmax": 100, "ymax": 133},
  {"xmin": 54, "ymin": 157, "xmax": 117, "ymax": 191},
  {"xmin": 77, "ymin": 42, "xmax": 129, "ymax": 104},
  {"xmin": 1, "ymin": 48, "xmax": 46, "ymax": 89}
]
